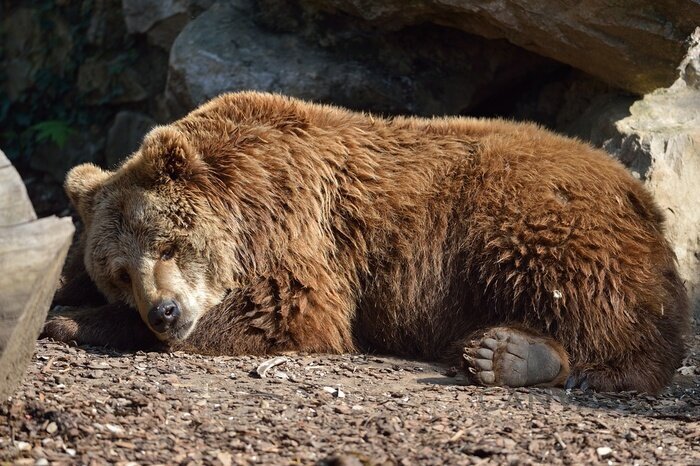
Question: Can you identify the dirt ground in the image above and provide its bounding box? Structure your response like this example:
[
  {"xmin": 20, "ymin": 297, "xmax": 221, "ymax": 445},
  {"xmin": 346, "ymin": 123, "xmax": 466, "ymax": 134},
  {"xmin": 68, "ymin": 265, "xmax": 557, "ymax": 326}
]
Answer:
[{"xmin": 1, "ymin": 330, "xmax": 699, "ymax": 465}]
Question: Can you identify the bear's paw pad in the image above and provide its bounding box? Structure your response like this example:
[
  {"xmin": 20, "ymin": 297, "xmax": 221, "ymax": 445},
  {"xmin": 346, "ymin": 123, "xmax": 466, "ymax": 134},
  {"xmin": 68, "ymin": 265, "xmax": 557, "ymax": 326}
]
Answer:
[{"xmin": 463, "ymin": 328, "xmax": 562, "ymax": 387}]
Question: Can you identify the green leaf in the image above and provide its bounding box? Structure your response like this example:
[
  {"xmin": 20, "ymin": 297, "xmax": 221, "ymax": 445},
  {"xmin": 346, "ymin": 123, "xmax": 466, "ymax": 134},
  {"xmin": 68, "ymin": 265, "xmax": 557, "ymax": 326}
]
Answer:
[{"xmin": 30, "ymin": 120, "xmax": 76, "ymax": 149}]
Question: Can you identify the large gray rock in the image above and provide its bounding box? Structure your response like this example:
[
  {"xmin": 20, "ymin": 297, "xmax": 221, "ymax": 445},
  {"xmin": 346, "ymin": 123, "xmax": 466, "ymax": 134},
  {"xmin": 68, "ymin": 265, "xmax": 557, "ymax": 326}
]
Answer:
[
  {"xmin": 122, "ymin": 0, "xmax": 213, "ymax": 33},
  {"xmin": 105, "ymin": 111, "xmax": 157, "ymax": 168},
  {"xmin": 77, "ymin": 56, "xmax": 149, "ymax": 104},
  {"xmin": 122, "ymin": 0, "xmax": 215, "ymax": 49},
  {"xmin": 298, "ymin": 0, "xmax": 700, "ymax": 94},
  {"xmin": 572, "ymin": 29, "xmax": 700, "ymax": 316},
  {"xmin": 0, "ymin": 149, "xmax": 74, "ymax": 401},
  {"xmin": 165, "ymin": 0, "xmax": 557, "ymax": 119}
]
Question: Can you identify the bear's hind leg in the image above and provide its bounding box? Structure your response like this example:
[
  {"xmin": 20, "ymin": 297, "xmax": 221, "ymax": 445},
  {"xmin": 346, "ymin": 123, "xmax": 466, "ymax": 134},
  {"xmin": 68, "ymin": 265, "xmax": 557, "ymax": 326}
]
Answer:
[{"xmin": 462, "ymin": 327, "xmax": 570, "ymax": 388}]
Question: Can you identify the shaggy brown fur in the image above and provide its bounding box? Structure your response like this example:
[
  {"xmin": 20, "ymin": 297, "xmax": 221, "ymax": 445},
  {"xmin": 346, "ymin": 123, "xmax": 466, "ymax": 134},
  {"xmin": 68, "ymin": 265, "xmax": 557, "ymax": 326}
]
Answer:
[{"xmin": 44, "ymin": 91, "xmax": 689, "ymax": 393}]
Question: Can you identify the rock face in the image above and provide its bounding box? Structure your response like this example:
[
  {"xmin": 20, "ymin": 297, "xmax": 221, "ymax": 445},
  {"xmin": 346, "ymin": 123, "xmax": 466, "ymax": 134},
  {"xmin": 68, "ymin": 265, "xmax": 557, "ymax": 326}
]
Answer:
[
  {"xmin": 165, "ymin": 0, "xmax": 558, "ymax": 119},
  {"xmin": 298, "ymin": 0, "xmax": 700, "ymax": 94},
  {"xmin": 1, "ymin": 7, "xmax": 73, "ymax": 100},
  {"xmin": 571, "ymin": 29, "xmax": 700, "ymax": 317}
]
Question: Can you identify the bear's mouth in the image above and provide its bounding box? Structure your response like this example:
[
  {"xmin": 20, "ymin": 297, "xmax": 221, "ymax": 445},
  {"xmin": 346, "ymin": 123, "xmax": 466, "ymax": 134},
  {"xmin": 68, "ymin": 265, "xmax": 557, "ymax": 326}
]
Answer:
[
  {"xmin": 171, "ymin": 320, "xmax": 194, "ymax": 340},
  {"xmin": 154, "ymin": 319, "xmax": 194, "ymax": 342}
]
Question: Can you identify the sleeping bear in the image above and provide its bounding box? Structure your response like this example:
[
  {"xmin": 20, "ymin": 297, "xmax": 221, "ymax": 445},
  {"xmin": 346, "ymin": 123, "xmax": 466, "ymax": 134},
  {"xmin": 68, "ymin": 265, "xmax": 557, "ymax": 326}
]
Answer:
[{"xmin": 44, "ymin": 92, "xmax": 689, "ymax": 393}]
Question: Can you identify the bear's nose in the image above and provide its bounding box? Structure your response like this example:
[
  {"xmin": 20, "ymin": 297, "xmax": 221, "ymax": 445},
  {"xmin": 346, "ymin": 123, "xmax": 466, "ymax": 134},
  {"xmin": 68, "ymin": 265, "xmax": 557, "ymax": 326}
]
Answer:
[{"xmin": 147, "ymin": 300, "xmax": 181, "ymax": 333}]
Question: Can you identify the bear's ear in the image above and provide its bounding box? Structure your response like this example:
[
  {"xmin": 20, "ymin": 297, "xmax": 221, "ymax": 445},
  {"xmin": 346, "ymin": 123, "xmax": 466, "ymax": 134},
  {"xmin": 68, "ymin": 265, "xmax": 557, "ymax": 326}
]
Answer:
[
  {"xmin": 64, "ymin": 163, "xmax": 111, "ymax": 221},
  {"xmin": 140, "ymin": 126, "xmax": 200, "ymax": 183}
]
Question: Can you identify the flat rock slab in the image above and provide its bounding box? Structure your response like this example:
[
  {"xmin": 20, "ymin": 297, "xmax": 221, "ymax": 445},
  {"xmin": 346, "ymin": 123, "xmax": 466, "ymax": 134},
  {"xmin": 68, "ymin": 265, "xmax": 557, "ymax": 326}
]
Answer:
[{"xmin": 0, "ymin": 149, "xmax": 74, "ymax": 401}]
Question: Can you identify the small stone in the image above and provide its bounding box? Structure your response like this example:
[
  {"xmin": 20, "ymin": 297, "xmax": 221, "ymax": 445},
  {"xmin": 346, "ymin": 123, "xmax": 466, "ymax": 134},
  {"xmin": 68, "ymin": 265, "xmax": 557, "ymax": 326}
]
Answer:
[
  {"xmin": 255, "ymin": 356, "xmax": 289, "ymax": 378},
  {"xmin": 45, "ymin": 422, "xmax": 58, "ymax": 434},
  {"xmin": 35, "ymin": 459, "xmax": 49, "ymax": 466},
  {"xmin": 273, "ymin": 371, "xmax": 289, "ymax": 380},
  {"xmin": 677, "ymin": 365, "xmax": 697, "ymax": 376},
  {"xmin": 14, "ymin": 440, "xmax": 31, "ymax": 451},
  {"xmin": 334, "ymin": 404, "xmax": 352, "ymax": 414},
  {"xmin": 325, "ymin": 455, "xmax": 364, "ymax": 466},
  {"xmin": 105, "ymin": 423, "xmax": 124, "ymax": 434},
  {"xmin": 596, "ymin": 447, "xmax": 612, "ymax": 458},
  {"xmin": 88, "ymin": 361, "xmax": 111, "ymax": 370},
  {"xmin": 216, "ymin": 451, "xmax": 232, "ymax": 466}
]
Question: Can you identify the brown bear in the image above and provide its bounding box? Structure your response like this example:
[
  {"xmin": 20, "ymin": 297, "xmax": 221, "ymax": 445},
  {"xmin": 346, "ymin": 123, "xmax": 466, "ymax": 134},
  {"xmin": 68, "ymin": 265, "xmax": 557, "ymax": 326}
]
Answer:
[{"xmin": 44, "ymin": 91, "xmax": 689, "ymax": 393}]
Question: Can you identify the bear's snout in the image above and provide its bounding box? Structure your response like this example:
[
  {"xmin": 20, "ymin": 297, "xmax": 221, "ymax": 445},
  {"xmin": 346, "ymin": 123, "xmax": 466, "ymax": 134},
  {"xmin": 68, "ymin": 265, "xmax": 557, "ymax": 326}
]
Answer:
[{"xmin": 147, "ymin": 299, "xmax": 181, "ymax": 333}]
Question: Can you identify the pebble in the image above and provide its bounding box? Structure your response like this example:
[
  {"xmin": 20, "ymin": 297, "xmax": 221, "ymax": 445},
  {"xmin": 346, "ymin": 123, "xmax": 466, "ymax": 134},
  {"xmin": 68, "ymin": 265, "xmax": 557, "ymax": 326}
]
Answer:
[
  {"xmin": 334, "ymin": 405, "xmax": 352, "ymax": 415},
  {"xmin": 45, "ymin": 422, "xmax": 58, "ymax": 434},
  {"xmin": 322, "ymin": 386, "xmax": 346, "ymax": 398},
  {"xmin": 597, "ymin": 447, "xmax": 613, "ymax": 458},
  {"xmin": 88, "ymin": 362, "xmax": 111, "ymax": 370},
  {"xmin": 105, "ymin": 424, "xmax": 124, "ymax": 434},
  {"xmin": 14, "ymin": 441, "xmax": 31, "ymax": 451}
]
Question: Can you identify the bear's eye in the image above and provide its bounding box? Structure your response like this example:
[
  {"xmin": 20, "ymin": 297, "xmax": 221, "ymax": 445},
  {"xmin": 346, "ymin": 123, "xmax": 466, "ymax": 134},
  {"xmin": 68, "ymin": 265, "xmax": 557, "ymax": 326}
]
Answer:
[
  {"xmin": 117, "ymin": 269, "xmax": 131, "ymax": 285},
  {"xmin": 160, "ymin": 245, "xmax": 176, "ymax": 261}
]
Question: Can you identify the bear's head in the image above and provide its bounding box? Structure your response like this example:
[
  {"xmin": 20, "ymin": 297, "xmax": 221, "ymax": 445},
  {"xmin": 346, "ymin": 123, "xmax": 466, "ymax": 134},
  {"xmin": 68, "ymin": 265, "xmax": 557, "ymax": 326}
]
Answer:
[{"xmin": 65, "ymin": 125, "xmax": 240, "ymax": 342}]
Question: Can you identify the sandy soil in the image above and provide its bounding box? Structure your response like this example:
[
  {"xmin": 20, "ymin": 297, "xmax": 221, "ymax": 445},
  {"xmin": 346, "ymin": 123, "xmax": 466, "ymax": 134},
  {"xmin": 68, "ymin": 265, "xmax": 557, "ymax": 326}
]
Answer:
[{"xmin": 1, "ymin": 332, "xmax": 699, "ymax": 466}]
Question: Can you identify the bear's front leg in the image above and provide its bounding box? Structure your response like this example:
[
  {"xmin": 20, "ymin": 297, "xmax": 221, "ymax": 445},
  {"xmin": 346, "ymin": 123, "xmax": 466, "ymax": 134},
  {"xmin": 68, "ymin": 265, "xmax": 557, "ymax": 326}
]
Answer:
[
  {"xmin": 173, "ymin": 277, "xmax": 356, "ymax": 356},
  {"xmin": 42, "ymin": 303, "xmax": 162, "ymax": 351}
]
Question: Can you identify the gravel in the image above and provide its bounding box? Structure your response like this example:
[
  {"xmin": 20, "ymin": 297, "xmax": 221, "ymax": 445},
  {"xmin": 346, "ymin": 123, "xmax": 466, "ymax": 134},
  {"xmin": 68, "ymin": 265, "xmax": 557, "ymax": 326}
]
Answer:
[{"xmin": 1, "ymin": 331, "xmax": 698, "ymax": 465}]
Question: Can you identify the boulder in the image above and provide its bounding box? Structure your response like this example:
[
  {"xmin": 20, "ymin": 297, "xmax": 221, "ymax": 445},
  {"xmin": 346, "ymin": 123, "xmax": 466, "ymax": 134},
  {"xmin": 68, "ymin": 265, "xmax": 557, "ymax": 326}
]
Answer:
[
  {"xmin": 297, "ymin": 0, "xmax": 700, "ymax": 95},
  {"xmin": 77, "ymin": 57, "xmax": 149, "ymax": 104},
  {"xmin": 122, "ymin": 0, "xmax": 215, "ymax": 49},
  {"xmin": 165, "ymin": 0, "xmax": 557, "ymax": 119},
  {"xmin": 105, "ymin": 111, "xmax": 157, "ymax": 168},
  {"xmin": 0, "ymin": 149, "xmax": 74, "ymax": 401}
]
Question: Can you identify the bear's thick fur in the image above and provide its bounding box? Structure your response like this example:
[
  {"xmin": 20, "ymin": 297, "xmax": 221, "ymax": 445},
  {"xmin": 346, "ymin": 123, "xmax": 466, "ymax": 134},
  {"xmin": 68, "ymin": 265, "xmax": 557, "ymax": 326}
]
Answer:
[{"xmin": 45, "ymin": 92, "xmax": 689, "ymax": 393}]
